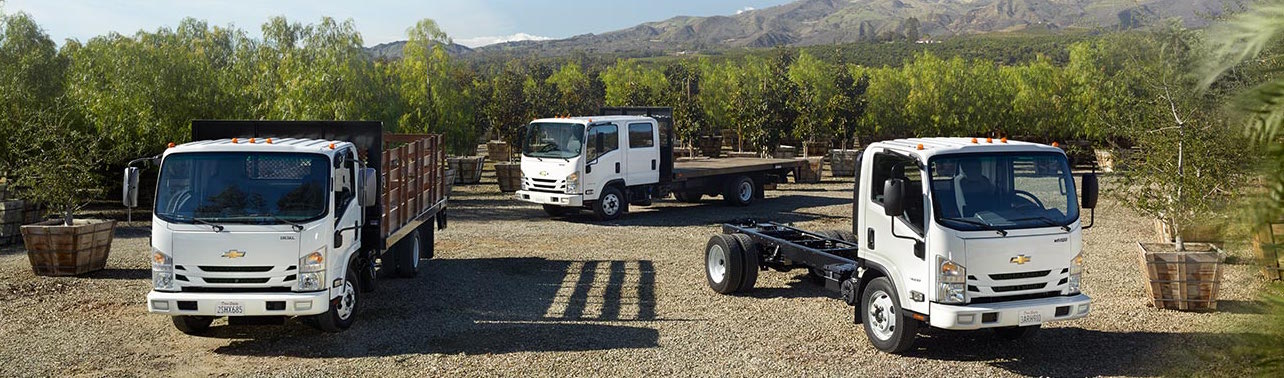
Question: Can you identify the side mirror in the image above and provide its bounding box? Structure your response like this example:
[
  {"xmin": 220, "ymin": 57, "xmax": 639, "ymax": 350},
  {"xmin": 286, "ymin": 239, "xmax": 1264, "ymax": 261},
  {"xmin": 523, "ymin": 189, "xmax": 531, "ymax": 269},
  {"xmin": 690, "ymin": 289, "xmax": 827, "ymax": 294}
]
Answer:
[
  {"xmin": 1081, "ymin": 173, "xmax": 1099, "ymax": 209},
  {"xmin": 122, "ymin": 167, "xmax": 140, "ymax": 208},
  {"xmin": 358, "ymin": 167, "xmax": 377, "ymax": 207},
  {"xmin": 883, "ymin": 178, "xmax": 907, "ymax": 217}
]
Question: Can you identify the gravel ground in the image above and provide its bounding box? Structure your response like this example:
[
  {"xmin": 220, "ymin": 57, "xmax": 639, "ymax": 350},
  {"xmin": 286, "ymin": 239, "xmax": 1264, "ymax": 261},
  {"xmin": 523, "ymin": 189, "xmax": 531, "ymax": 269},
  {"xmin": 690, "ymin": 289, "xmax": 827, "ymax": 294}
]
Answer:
[{"xmin": 0, "ymin": 173, "xmax": 1272, "ymax": 377}]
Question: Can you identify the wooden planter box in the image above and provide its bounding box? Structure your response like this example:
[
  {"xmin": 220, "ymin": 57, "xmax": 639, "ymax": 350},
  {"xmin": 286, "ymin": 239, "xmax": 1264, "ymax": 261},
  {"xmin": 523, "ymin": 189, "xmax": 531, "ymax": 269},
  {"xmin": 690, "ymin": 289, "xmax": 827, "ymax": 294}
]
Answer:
[
  {"xmin": 1, "ymin": 200, "xmax": 25, "ymax": 245},
  {"xmin": 1253, "ymin": 221, "xmax": 1284, "ymax": 281},
  {"xmin": 802, "ymin": 141, "xmax": 829, "ymax": 158},
  {"xmin": 1138, "ymin": 242, "xmax": 1224, "ymax": 311},
  {"xmin": 795, "ymin": 157, "xmax": 824, "ymax": 184},
  {"xmin": 448, "ymin": 156, "xmax": 485, "ymax": 185},
  {"xmin": 22, "ymin": 219, "xmax": 116, "ymax": 276},
  {"xmin": 830, "ymin": 149, "xmax": 860, "ymax": 177},
  {"xmin": 773, "ymin": 145, "xmax": 797, "ymax": 159},
  {"xmin": 486, "ymin": 140, "xmax": 511, "ymax": 162},
  {"xmin": 495, "ymin": 162, "xmax": 522, "ymax": 193},
  {"xmin": 1094, "ymin": 148, "xmax": 1132, "ymax": 173},
  {"xmin": 443, "ymin": 168, "xmax": 456, "ymax": 197},
  {"xmin": 699, "ymin": 136, "xmax": 723, "ymax": 158}
]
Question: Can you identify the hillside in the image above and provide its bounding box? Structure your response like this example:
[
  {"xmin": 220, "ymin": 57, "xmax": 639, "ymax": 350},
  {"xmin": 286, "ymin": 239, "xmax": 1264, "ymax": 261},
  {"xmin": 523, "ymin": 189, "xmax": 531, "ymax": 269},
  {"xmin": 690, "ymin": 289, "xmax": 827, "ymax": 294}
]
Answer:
[
  {"xmin": 366, "ymin": 40, "xmax": 474, "ymax": 60},
  {"xmin": 473, "ymin": 0, "xmax": 1225, "ymax": 56}
]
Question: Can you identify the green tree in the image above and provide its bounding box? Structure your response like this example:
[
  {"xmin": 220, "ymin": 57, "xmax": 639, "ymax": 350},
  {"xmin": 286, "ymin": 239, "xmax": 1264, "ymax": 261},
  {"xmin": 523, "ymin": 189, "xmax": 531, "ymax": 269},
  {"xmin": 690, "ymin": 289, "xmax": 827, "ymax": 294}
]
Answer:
[
  {"xmin": 787, "ymin": 50, "xmax": 837, "ymax": 153},
  {"xmin": 0, "ymin": 11, "xmax": 69, "ymax": 173},
  {"xmin": 546, "ymin": 61, "xmax": 596, "ymax": 116},
  {"xmin": 398, "ymin": 18, "xmax": 475, "ymax": 154},
  {"xmin": 664, "ymin": 61, "xmax": 704, "ymax": 151},
  {"xmin": 600, "ymin": 59, "xmax": 667, "ymax": 107}
]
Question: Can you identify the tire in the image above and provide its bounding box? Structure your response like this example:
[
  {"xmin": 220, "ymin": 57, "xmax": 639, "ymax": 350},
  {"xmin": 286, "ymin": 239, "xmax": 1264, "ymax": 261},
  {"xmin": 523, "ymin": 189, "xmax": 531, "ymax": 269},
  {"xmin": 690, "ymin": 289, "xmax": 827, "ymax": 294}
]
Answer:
[
  {"xmin": 704, "ymin": 234, "xmax": 745, "ymax": 294},
  {"xmin": 543, "ymin": 204, "xmax": 570, "ymax": 217},
  {"xmin": 172, "ymin": 316, "xmax": 214, "ymax": 336},
  {"xmin": 673, "ymin": 191, "xmax": 702, "ymax": 203},
  {"xmin": 993, "ymin": 325, "xmax": 1041, "ymax": 341},
  {"xmin": 313, "ymin": 266, "xmax": 361, "ymax": 333},
  {"xmin": 593, "ymin": 186, "xmax": 627, "ymax": 221},
  {"xmin": 861, "ymin": 276, "xmax": 919, "ymax": 353},
  {"xmin": 722, "ymin": 175, "xmax": 755, "ymax": 206},
  {"xmin": 420, "ymin": 221, "xmax": 435, "ymax": 260},
  {"xmin": 395, "ymin": 230, "xmax": 420, "ymax": 278},
  {"xmin": 729, "ymin": 234, "xmax": 760, "ymax": 292}
]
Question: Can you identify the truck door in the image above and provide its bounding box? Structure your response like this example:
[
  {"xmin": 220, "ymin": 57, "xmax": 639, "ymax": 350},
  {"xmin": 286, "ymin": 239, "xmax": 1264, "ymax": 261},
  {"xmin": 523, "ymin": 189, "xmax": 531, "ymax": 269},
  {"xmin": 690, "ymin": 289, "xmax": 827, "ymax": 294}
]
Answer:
[
  {"xmin": 862, "ymin": 149, "xmax": 931, "ymax": 315},
  {"xmin": 583, "ymin": 123, "xmax": 622, "ymax": 199},
  {"xmin": 624, "ymin": 121, "xmax": 660, "ymax": 185}
]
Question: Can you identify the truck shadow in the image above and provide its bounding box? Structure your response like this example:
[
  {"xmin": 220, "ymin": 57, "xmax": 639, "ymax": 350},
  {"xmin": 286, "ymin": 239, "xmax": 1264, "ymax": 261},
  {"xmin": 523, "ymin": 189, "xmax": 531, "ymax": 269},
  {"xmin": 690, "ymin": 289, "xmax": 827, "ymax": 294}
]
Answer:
[
  {"xmin": 559, "ymin": 194, "xmax": 852, "ymax": 227},
  {"xmin": 905, "ymin": 327, "xmax": 1243, "ymax": 376},
  {"xmin": 210, "ymin": 257, "xmax": 662, "ymax": 357}
]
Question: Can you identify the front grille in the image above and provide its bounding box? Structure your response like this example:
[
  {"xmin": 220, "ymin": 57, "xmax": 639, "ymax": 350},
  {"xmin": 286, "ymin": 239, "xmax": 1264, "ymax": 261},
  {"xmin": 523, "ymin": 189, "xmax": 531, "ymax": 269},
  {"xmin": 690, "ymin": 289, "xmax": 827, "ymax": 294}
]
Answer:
[
  {"xmin": 525, "ymin": 177, "xmax": 564, "ymax": 193},
  {"xmin": 204, "ymin": 277, "xmax": 271, "ymax": 284},
  {"xmin": 182, "ymin": 286, "xmax": 293, "ymax": 293},
  {"xmin": 992, "ymin": 282, "xmax": 1048, "ymax": 292},
  {"xmin": 989, "ymin": 270, "xmax": 1051, "ymax": 280},
  {"xmin": 199, "ymin": 266, "xmax": 274, "ymax": 273},
  {"xmin": 970, "ymin": 291, "xmax": 1063, "ymax": 304}
]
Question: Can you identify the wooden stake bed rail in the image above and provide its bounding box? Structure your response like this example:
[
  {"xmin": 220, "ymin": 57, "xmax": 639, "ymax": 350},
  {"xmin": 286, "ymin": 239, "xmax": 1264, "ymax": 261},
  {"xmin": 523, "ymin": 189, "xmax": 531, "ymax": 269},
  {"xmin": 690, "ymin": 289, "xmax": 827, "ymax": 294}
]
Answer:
[{"xmin": 381, "ymin": 133, "xmax": 445, "ymax": 246}]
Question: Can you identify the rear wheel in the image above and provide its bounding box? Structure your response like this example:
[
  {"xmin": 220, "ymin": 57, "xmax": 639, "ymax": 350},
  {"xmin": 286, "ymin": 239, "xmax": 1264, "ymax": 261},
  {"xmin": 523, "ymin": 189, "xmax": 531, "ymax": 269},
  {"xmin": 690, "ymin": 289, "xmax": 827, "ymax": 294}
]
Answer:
[
  {"xmin": 313, "ymin": 266, "xmax": 361, "ymax": 333},
  {"xmin": 729, "ymin": 234, "xmax": 760, "ymax": 292},
  {"xmin": 861, "ymin": 276, "xmax": 919, "ymax": 353},
  {"xmin": 704, "ymin": 234, "xmax": 745, "ymax": 294},
  {"xmin": 722, "ymin": 175, "xmax": 755, "ymax": 206},
  {"xmin": 593, "ymin": 186, "xmax": 627, "ymax": 221},
  {"xmin": 543, "ymin": 204, "xmax": 570, "ymax": 217},
  {"xmin": 172, "ymin": 316, "xmax": 214, "ymax": 335},
  {"xmin": 993, "ymin": 325, "xmax": 1041, "ymax": 340},
  {"xmin": 395, "ymin": 230, "xmax": 421, "ymax": 278}
]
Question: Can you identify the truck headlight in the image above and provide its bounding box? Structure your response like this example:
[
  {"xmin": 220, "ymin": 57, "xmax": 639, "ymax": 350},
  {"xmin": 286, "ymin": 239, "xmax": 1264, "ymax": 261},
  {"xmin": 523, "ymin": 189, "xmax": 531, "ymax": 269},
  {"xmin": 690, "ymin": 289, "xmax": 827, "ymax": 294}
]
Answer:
[
  {"xmin": 938, "ymin": 256, "xmax": 966, "ymax": 304},
  {"xmin": 1068, "ymin": 252, "xmax": 1085, "ymax": 294},
  {"xmin": 296, "ymin": 247, "xmax": 326, "ymax": 292},
  {"xmin": 521, "ymin": 174, "xmax": 528, "ymax": 190},
  {"xmin": 151, "ymin": 248, "xmax": 175, "ymax": 291},
  {"xmin": 565, "ymin": 171, "xmax": 579, "ymax": 194}
]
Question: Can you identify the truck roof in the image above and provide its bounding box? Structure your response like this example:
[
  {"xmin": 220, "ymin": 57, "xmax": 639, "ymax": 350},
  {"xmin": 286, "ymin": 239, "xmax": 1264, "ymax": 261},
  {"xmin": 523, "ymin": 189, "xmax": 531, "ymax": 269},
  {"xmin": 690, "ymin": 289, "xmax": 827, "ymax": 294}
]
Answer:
[
  {"xmin": 167, "ymin": 138, "xmax": 354, "ymax": 156},
  {"xmin": 530, "ymin": 115, "xmax": 655, "ymax": 125},
  {"xmin": 872, "ymin": 137, "xmax": 1064, "ymax": 160}
]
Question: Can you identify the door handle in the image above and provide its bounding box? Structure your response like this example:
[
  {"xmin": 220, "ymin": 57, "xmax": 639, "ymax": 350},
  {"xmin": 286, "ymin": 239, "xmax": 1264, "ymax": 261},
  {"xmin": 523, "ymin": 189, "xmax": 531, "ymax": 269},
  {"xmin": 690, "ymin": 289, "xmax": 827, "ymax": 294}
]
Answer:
[
  {"xmin": 867, "ymin": 228, "xmax": 875, "ymax": 250},
  {"xmin": 652, "ymin": 159, "xmax": 656, "ymax": 170},
  {"xmin": 615, "ymin": 162, "xmax": 621, "ymax": 174}
]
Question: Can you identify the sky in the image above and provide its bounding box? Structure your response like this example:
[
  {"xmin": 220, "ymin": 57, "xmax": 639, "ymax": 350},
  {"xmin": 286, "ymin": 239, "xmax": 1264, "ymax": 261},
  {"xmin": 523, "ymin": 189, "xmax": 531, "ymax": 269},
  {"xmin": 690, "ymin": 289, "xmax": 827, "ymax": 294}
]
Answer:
[{"xmin": 2, "ymin": 0, "xmax": 795, "ymax": 48}]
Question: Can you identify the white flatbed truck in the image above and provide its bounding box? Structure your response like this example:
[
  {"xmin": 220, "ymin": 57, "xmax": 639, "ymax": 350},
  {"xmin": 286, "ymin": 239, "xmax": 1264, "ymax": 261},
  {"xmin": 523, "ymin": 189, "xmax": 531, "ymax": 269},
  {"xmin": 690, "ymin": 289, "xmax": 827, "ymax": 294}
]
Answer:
[
  {"xmin": 516, "ymin": 107, "xmax": 803, "ymax": 220},
  {"xmin": 125, "ymin": 121, "xmax": 447, "ymax": 334},
  {"xmin": 703, "ymin": 138, "xmax": 1100, "ymax": 353}
]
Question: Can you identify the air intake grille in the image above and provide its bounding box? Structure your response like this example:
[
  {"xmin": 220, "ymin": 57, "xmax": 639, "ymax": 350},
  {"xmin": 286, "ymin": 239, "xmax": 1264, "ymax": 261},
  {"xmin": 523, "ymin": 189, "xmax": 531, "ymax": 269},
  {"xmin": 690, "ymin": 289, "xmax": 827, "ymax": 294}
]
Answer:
[
  {"xmin": 989, "ymin": 270, "xmax": 1051, "ymax": 280},
  {"xmin": 204, "ymin": 277, "xmax": 270, "ymax": 284},
  {"xmin": 991, "ymin": 282, "xmax": 1048, "ymax": 293},
  {"xmin": 199, "ymin": 266, "xmax": 274, "ymax": 273}
]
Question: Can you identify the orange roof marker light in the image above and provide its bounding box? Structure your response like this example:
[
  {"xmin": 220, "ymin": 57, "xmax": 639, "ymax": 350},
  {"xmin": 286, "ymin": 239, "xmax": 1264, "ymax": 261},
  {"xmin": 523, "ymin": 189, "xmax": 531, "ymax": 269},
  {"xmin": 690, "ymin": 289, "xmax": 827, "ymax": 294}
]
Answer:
[
  {"xmin": 167, "ymin": 142, "xmax": 175, "ymax": 149},
  {"xmin": 231, "ymin": 138, "xmax": 238, "ymax": 144},
  {"xmin": 916, "ymin": 144, "xmax": 925, "ymax": 151},
  {"xmin": 266, "ymin": 138, "xmax": 273, "ymax": 144},
  {"xmin": 249, "ymin": 138, "xmax": 256, "ymax": 144},
  {"xmin": 971, "ymin": 138, "xmax": 978, "ymax": 144},
  {"xmin": 329, "ymin": 143, "xmax": 336, "ymax": 150},
  {"xmin": 986, "ymin": 137, "xmax": 993, "ymax": 143},
  {"xmin": 1052, "ymin": 142, "xmax": 1061, "ymax": 148},
  {"xmin": 1000, "ymin": 137, "xmax": 1008, "ymax": 143}
]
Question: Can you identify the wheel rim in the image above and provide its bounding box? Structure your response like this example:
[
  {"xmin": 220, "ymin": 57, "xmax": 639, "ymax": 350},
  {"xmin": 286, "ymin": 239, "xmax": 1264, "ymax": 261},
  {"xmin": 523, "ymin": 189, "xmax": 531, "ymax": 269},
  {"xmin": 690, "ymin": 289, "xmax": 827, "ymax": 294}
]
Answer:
[
  {"xmin": 707, "ymin": 244, "xmax": 727, "ymax": 284},
  {"xmin": 336, "ymin": 280, "xmax": 356, "ymax": 320},
  {"xmin": 868, "ymin": 290, "xmax": 896, "ymax": 341},
  {"xmin": 738, "ymin": 181, "xmax": 753, "ymax": 202},
  {"xmin": 603, "ymin": 193, "xmax": 620, "ymax": 215},
  {"xmin": 411, "ymin": 235, "xmax": 421, "ymax": 267}
]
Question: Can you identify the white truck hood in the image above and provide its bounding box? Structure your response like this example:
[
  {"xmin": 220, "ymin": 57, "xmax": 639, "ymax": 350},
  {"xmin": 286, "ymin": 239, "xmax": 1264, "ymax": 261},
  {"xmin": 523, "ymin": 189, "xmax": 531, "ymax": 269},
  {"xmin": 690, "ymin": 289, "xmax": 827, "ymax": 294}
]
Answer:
[{"xmin": 521, "ymin": 156, "xmax": 579, "ymax": 180}]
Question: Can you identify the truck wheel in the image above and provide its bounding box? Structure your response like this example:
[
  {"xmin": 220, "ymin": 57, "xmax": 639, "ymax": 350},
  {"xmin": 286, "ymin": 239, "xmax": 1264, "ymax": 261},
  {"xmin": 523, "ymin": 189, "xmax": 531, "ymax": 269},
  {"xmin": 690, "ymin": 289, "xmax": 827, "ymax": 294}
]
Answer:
[
  {"xmin": 993, "ymin": 325, "xmax": 1041, "ymax": 341},
  {"xmin": 172, "ymin": 316, "xmax": 214, "ymax": 335},
  {"xmin": 395, "ymin": 230, "xmax": 421, "ymax": 278},
  {"xmin": 729, "ymin": 234, "xmax": 760, "ymax": 291},
  {"xmin": 543, "ymin": 204, "xmax": 570, "ymax": 217},
  {"xmin": 704, "ymin": 234, "xmax": 745, "ymax": 294},
  {"xmin": 593, "ymin": 186, "xmax": 627, "ymax": 221},
  {"xmin": 722, "ymin": 176, "xmax": 755, "ymax": 206},
  {"xmin": 420, "ymin": 221, "xmax": 435, "ymax": 260},
  {"xmin": 861, "ymin": 276, "xmax": 919, "ymax": 353},
  {"xmin": 313, "ymin": 266, "xmax": 361, "ymax": 333},
  {"xmin": 673, "ymin": 191, "xmax": 702, "ymax": 203}
]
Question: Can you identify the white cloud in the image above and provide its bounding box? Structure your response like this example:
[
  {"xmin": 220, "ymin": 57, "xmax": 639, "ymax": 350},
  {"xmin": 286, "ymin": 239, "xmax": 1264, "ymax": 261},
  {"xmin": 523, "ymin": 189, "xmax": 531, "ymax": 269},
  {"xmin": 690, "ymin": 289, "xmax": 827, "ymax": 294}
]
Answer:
[
  {"xmin": 736, "ymin": 7, "xmax": 755, "ymax": 15},
  {"xmin": 456, "ymin": 32, "xmax": 551, "ymax": 48}
]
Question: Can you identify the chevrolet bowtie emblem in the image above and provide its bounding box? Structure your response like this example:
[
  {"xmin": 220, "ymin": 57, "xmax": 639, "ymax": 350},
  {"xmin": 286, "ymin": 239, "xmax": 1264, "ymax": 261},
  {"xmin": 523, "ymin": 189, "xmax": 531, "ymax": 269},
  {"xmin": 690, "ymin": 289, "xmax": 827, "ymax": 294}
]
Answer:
[
  {"xmin": 539, "ymin": 171, "xmax": 549, "ymax": 176},
  {"xmin": 222, "ymin": 250, "xmax": 246, "ymax": 259},
  {"xmin": 1010, "ymin": 255, "xmax": 1031, "ymax": 265}
]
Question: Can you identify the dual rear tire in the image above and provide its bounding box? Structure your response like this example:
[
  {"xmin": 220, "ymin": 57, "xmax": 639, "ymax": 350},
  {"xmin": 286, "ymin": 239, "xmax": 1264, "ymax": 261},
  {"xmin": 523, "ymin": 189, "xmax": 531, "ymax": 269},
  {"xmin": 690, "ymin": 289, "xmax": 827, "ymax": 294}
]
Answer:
[{"xmin": 704, "ymin": 234, "xmax": 760, "ymax": 294}]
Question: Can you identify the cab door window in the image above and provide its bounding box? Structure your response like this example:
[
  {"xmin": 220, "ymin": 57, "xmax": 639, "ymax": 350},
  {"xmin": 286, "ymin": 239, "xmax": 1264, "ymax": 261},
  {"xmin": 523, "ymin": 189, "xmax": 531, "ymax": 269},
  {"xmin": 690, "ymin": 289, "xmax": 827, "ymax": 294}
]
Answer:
[
  {"xmin": 586, "ymin": 125, "xmax": 619, "ymax": 162},
  {"xmin": 871, "ymin": 152, "xmax": 925, "ymax": 234}
]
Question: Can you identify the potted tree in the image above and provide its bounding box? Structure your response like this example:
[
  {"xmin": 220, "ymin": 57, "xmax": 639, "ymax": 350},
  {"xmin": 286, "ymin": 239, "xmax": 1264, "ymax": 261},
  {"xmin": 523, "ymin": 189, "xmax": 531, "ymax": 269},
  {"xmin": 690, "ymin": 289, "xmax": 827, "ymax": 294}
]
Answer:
[
  {"xmin": 494, "ymin": 124, "xmax": 523, "ymax": 193},
  {"xmin": 13, "ymin": 112, "xmax": 115, "ymax": 276}
]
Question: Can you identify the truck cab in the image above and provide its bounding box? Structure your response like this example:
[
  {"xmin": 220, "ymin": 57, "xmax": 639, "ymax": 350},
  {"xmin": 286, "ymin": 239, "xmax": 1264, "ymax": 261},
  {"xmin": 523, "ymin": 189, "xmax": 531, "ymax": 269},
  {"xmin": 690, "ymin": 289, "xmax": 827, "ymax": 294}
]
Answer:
[
  {"xmin": 516, "ymin": 115, "xmax": 662, "ymax": 220},
  {"xmin": 703, "ymin": 137, "xmax": 1099, "ymax": 353}
]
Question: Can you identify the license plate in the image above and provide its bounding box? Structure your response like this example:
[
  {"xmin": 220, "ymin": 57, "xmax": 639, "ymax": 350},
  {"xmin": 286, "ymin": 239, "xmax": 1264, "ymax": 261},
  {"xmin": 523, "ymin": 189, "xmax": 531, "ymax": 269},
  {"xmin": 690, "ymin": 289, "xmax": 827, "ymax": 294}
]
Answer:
[
  {"xmin": 215, "ymin": 301, "xmax": 244, "ymax": 315},
  {"xmin": 1018, "ymin": 310, "xmax": 1042, "ymax": 326}
]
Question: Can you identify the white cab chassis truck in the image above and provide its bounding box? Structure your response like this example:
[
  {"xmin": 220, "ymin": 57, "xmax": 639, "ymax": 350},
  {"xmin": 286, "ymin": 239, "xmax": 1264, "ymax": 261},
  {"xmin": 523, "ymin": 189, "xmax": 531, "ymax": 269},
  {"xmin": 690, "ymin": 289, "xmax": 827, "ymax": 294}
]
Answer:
[
  {"xmin": 125, "ymin": 121, "xmax": 447, "ymax": 334},
  {"xmin": 703, "ymin": 138, "xmax": 1100, "ymax": 353},
  {"xmin": 516, "ymin": 107, "xmax": 802, "ymax": 220}
]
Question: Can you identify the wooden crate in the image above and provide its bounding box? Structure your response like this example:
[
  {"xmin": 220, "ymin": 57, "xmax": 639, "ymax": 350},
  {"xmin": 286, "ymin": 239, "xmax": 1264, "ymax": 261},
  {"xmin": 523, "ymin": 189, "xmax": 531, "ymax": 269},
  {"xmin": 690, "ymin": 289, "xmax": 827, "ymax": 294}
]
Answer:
[
  {"xmin": 1253, "ymin": 222, "xmax": 1284, "ymax": 281},
  {"xmin": 485, "ymin": 140, "xmax": 511, "ymax": 162},
  {"xmin": 794, "ymin": 157, "xmax": 824, "ymax": 184},
  {"xmin": 830, "ymin": 149, "xmax": 860, "ymax": 177},
  {"xmin": 22, "ymin": 219, "xmax": 116, "ymax": 276},
  {"xmin": 1138, "ymin": 242, "xmax": 1224, "ymax": 311},
  {"xmin": 448, "ymin": 156, "xmax": 484, "ymax": 184},
  {"xmin": 773, "ymin": 145, "xmax": 797, "ymax": 159},
  {"xmin": 1, "ymin": 200, "xmax": 24, "ymax": 245},
  {"xmin": 494, "ymin": 162, "xmax": 522, "ymax": 193}
]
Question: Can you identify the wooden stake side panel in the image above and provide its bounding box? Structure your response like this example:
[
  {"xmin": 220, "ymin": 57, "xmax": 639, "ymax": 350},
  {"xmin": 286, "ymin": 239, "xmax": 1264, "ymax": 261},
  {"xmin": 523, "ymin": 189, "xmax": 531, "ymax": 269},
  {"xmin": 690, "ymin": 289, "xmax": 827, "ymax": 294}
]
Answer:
[
  {"xmin": 380, "ymin": 134, "xmax": 444, "ymax": 242},
  {"xmin": 1253, "ymin": 222, "xmax": 1284, "ymax": 281}
]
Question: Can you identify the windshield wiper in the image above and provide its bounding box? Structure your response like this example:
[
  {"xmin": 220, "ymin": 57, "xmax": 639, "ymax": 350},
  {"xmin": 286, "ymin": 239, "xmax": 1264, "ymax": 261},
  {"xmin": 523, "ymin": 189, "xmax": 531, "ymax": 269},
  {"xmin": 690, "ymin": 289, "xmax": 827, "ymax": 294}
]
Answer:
[
  {"xmin": 180, "ymin": 216, "xmax": 225, "ymax": 232},
  {"xmin": 225, "ymin": 213, "xmax": 306, "ymax": 232},
  {"xmin": 941, "ymin": 217, "xmax": 1008, "ymax": 237},
  {"xmin": 1010, "ymin": 216, "xmax": 1071, "ymax": 232}
]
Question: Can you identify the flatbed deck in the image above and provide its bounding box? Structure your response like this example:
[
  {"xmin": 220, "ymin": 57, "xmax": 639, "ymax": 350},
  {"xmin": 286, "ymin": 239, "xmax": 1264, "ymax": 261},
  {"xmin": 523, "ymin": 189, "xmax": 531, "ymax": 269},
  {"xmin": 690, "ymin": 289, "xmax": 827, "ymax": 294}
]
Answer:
[{"xmin": 673, "ymin": 157, "xmax": 803, "ymax": 181}]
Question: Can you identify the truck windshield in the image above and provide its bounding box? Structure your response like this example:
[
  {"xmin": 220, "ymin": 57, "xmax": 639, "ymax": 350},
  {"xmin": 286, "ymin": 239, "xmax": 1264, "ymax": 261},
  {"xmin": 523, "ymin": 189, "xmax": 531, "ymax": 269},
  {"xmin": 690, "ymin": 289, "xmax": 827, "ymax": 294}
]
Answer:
[
  {"xmin": 523, "ymin": 122, "xmax": 585, "ymax": 159},
  {"xmin": 928, "ymin": 152, "xmax": 1078, "ymax": 231},
  {"xmin": 154, "ymin": 152, "xmax": 330, "ymax": 225}
]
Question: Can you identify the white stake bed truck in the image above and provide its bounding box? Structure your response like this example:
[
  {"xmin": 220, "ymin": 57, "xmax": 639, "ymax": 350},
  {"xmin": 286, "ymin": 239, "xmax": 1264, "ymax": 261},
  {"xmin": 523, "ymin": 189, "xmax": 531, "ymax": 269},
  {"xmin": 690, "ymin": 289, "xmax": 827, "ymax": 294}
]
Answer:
[
  {"xmin": 516, "ymin": 107, "xmax": 803, "ymax": 220},
  {"xmin": 703, "ymin": 138, "xmax": 1100, "ymax": 353},
  {"xmin": 125, "ymin": 121, "xmax": 447, "ymax": 334}
]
